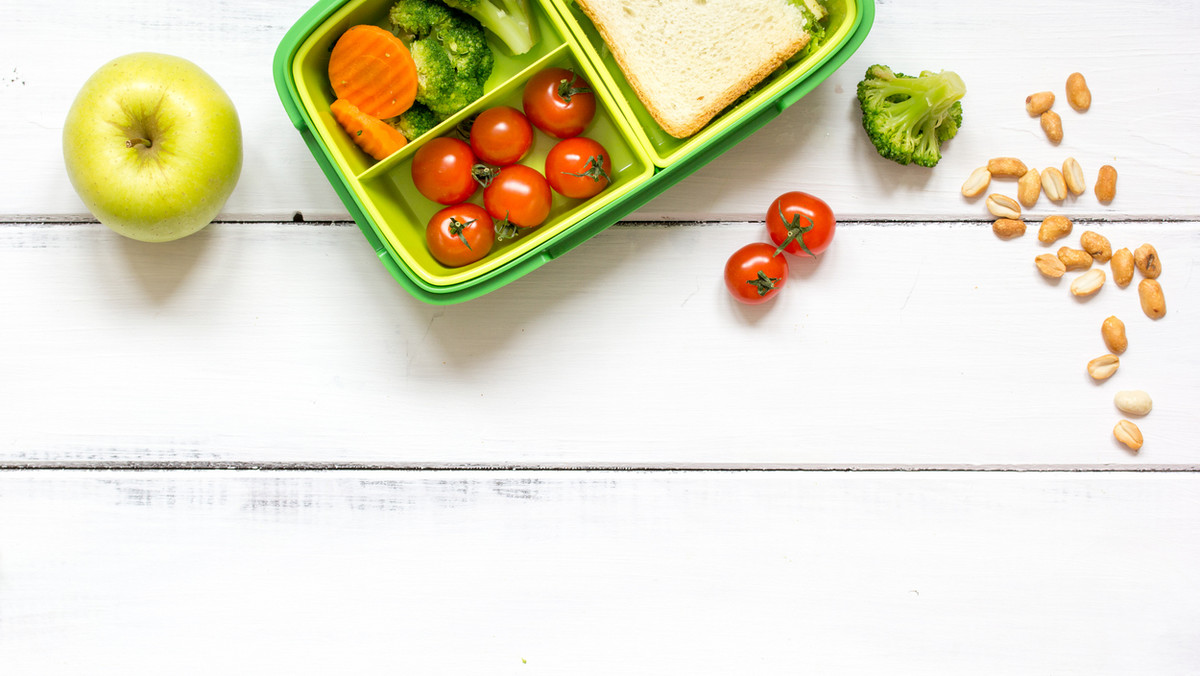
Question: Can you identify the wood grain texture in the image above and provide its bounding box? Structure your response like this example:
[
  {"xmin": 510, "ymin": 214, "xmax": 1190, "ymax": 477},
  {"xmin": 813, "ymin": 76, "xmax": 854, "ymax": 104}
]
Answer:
[
  {"xmin": 3, "ymin": 221, "xmax": 1196, "ymax": 466},
  {"xmin": 1, "ymin": 470, "xmax": 1197, "ymax": 675},
  {"xmin": 1, "ymin": 0, "xmax": 1198, "ymax": 221}
]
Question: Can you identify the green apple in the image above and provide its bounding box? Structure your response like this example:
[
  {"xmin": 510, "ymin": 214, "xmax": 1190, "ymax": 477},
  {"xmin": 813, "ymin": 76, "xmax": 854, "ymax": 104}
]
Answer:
[{"xmin": 62, "ymin": 53, "xmax": 243, "ymax": 242}]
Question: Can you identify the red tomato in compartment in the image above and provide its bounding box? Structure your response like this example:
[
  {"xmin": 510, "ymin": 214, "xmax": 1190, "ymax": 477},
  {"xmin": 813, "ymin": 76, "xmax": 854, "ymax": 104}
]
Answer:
[
  {"xmin": 483, "ymin": 164, "xmax": 552, "ymax": 229},
  {"xmin": 411, "ymin": 137, "xmax": 478, "ymax": 205},
  {"xmin": 765, "ymin": 191, "xmax": 836, "ymax": 258},
  {"xmin": 545, "ymin": 137, "xmax": 612, "ymax": 199},
  {"xmin": 522, "ymin": 67, "xmax": 597, "ymax": 139},
  {"xmin": 425, "ymin": 203, "xmax": 495, "ymax": 267},
  {"xmin": 724, "ymin": 242, "xmax": 789, "ymax": 304},
  {"xmin": 469, "ymin": 106, "xmax": 533, "ymax": 166}
]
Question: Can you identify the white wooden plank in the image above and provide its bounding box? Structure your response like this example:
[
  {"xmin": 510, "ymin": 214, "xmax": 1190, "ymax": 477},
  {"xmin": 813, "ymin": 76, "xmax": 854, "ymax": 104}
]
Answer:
[
  {"xmin": 0, "ymin": 470, "xmax": 1197, "ymax": 675},
  {"xmin": 2, "ymin": 221, "xmax": 1196, "ymax": 466},
  {"xmin": 1, "ymin": 0, "xmax": 1197, "ymax": 221}
]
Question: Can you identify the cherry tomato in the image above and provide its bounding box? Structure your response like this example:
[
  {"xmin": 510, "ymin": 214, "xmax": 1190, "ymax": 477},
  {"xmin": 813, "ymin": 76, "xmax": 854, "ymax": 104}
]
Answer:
[
  {"xmin": 545, "ymin": 137, "xmax": 612, "ymax": 199},
  {"xmin": 469, "ymin": 106, "xmax": 533, "ymax": 166},
  {"xmin": 724, "ymin": 242, "xmax": 789, "ymax": 304},
  {"xmin": 765, "ymin": 191, "xmax": 836, "ymax": 258},
  {"xmin": 426, "ymin": 203, "xmax": 494, "ymax": 267},
  {"xmin": 411, "ymin": 137, "xmax": 478, "ymax": 205},
  {"xmin": 522, "ymin": 67, "xmax": 597, "ymax": 139},
  {"xmin": 483, "ymin": 164, "xmax": 552, "ymax": 230}
]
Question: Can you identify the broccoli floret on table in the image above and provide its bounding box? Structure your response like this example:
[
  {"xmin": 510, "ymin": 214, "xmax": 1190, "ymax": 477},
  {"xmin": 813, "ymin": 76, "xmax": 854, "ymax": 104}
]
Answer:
[{"xmin": 856, "ymin": 64, "xmax": 965, "ymax": 168}]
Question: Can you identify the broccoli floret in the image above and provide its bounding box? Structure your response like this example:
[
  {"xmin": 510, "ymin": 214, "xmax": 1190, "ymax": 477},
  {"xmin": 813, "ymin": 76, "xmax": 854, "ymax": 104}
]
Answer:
[
  {"xmin": 391, "ymin": 102, "xmax": 443, "ymax": 140},
  {"xmin": 856, "ymin": 64, "xmax": 965, "ymax": 168},
  {"xmin": 389, "ymin": 0, "xmax": 495, "ymax": 123},
  {"xmin": 441, "ymin": 0, "xmax": 537, "ymax": 56}
]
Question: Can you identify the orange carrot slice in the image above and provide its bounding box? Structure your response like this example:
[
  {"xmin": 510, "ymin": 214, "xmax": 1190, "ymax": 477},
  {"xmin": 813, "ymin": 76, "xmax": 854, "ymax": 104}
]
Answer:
[
  {"xmin": 328, "ymin": 25, "xmax": 418, "ymax": 119},
  {"xmin": 330, "ymin": 98, "xmax": 407, "ymax": 161}
]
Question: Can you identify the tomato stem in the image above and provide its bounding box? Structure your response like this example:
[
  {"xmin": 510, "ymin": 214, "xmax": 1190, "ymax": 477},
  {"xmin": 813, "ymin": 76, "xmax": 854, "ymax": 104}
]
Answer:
[
  {"xmin": 556, "ymin": 71, "xmax": 592, "ymax": 104},
  {"xmin": 562, "ymin": 154, "xmax": 610, "ymax": 184},
  {"xmin": 747, "ymin": 270, "xmax": 781, "ymax": 297},
  {"xmin": 472, "ymin": 163, "xmax": 499, "ymax": 188},
  {"xmin": 494, "ymin": 214, "xmax": 522, "ymax": 242},
  {"xmin": 448, "ymin": 217, "xmax": 475, "ymax": 251},
  {"xmin": 772, "ymin": 203, "xmax": 817, "ymax": 258}
]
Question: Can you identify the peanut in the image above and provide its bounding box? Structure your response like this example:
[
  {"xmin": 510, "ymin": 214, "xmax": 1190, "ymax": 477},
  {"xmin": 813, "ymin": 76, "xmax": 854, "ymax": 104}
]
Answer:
[
  {"xmin": 1038, "ymin": 215, "xmax": 1073, "ymax": 243},
  {"xmin": 1057, "ymin": 247, "xmax": 1093, "ymax": 271},
  {"xmin": 1101, "ymin": 316, "xmax": 1127, "ymax": 354},
  {"xmin": 1040, "ymin": 111, "xmax": 1063, "ymax": 143},
  {"xmin": 1138, "ymin": 279, "xmax": 1166, "ymax": 319},
  {"xmin": 992, "ymin": 219, "xmax": 1026, "ymax": 239},
  {"xmin": 1080, "ymin": 231, "xmax": 1112, "ymax": 263},
  {"xmin": 1095, "ymin": 165, "xmax": 1117, "ymax": 202},
  {"xmin": 1035, "ymin": 254, "xmax": 1066, "ymax": 278},
  {"xmin": 1087, "ymin": 354, "xmax": 1120, "ymax": 381},
  {"xmin": 1133, "ymin": 244, "xmax": 1161, "ymax": 279},
  {"xmin": 1070, "ymin": 269, "xmax": 1105, "ymax": 297},
  {"xmin": 988, "ymin": 157, "xmax": 1028, "ymax": 178},
  {"xmin": 1025, "ymin": 91, "xmax": 1055, "ymax": 116},
  {"xmin": 1111, "ymin": 248, "xmax": 1134, "ymax": 287},
  {"xmin": 1018, "ymin": 168, "xmax": 1041, "ymax": 207},
  {"xmin": 1066, "ymin": 72, "xmax": 1091, "ymax": 112},
  {"xmin": 1062, "ymin": 157, "xmax": 1086, "ymax": 195},
  {"xmin": 1114, "ymin": 420, "xmax": 1143, "ymax": 452},
  {"xmin": 1041, "ymin": 167, "xmax": 1067, "ymax": 202},
  {"xmin": 961, "ymin": 166, "xmax": 992, "ymax": 198},
  {"xmin": 986, "ymin": 194, "xmax": 1022, "ymax": 219},
  {"xmin": 1114, "ymin": 390, "xmax": 1153, "ymax": 417}
]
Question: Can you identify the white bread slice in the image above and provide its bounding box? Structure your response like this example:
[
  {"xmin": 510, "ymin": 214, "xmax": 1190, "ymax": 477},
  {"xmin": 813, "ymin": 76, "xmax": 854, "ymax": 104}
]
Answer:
[{"xmin": 575, "ymin": 0, "xmax": 818, "ymax": 138}]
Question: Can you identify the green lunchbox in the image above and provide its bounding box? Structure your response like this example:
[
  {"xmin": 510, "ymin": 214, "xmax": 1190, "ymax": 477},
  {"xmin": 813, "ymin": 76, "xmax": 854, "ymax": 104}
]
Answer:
[{"xmin": 273, "ymin": 0, "xmax": 873, "ymax": 304}]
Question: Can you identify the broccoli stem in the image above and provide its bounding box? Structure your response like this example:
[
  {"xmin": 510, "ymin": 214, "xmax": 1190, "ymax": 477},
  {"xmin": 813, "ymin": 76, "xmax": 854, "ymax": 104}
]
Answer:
[{"xmin": 469, "ymin": 0, "xmax": 535, "ymax": 55}]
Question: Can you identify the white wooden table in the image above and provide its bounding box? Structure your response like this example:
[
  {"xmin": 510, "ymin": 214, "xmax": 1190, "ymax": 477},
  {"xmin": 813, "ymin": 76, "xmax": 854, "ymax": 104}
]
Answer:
[{"xmin": 2, "ymin": 0, "xmax": 1198, "ymax": 672}]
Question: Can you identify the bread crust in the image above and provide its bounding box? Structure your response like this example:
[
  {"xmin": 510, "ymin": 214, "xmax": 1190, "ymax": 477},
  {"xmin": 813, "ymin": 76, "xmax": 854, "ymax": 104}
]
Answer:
[{"xmin": 575, "ymin": 0, "xmax": 812, "ymax": 138}]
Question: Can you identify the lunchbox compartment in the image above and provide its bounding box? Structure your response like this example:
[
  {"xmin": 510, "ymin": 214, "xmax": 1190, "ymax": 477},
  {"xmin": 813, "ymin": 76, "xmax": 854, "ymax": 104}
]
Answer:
[
  {"xmin": 287, "ymin": 0, "xmax": 655, "ymax": 288},
  {"xmin": 553, "ymin": 0, "xmax": 862, "ymax": 167}
]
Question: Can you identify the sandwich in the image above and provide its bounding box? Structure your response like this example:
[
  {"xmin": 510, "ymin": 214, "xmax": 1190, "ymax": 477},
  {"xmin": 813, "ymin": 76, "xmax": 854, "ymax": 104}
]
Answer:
[{"xmin": 574, "ymin": 0, "xmax": 829, "ymax": 139}]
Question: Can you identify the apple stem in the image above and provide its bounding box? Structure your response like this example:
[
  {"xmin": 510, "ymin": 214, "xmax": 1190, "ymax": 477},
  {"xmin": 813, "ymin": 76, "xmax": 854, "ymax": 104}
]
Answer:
[{"xmin": 125, "ymin": 137, "xmax": 152, "ymax": 149}]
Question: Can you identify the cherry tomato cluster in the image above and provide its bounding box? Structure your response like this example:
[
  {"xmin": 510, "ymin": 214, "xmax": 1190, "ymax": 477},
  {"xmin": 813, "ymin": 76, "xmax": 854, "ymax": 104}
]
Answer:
[
  {"xmin": 724, "ymin": 192, "xmax": 837, "ymax": 305},
  {"xmin": 411, "ymin": 67, "xmax": 614, "ymax": 268}
]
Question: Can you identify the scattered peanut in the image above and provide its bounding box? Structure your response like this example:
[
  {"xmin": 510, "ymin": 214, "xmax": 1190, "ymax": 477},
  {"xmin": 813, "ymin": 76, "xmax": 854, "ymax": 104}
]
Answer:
[
  {"xmin": 1095, "ymin": 165, "xmax": 1117, "ymax": 202},
  {"xmin": 1041, "ymin": 167, "xmax": 1067, "ymax": 202},
  {"xmin": 1035, "ymin": 254, "xmax": 1066, "ymax": 278},
  {"xmin": 1040, "ymin": 110, "xmax": 1063, "ymax": 143},
  {"xmin": 1018, "ymin": 168, "xmax": 1041, "ymax": 207},
  {"xmin": 1025, "ymin": 91, "xmax": 1055, "ymax": 116},
  {"xmin": 1133, "ymin": 243, "xmax": 1161, "ymax": 279},
  {"xmin": 1062, "ymin": 157, "xmax": 1086, "ymax": 195},
  {"xmin": 1087, "ymin": 354, "xmax": 1120, "ymax": 381},
  {"xmin": 1057, "ymin": 247, "xmax": 1093, "ymax": 271},
  {"xmin": 1070, "ymin": 268, "xmax": 1105, "ymax": 296},
  {"xmin": 1101, "ymin": 316, "xmax": 1127, "ymax": 354},
  {"xmin": 992, "ymin": 219, "xmax": 1026, "ymax": 239},
  {"xmin": 1138, "ymin": 279, "xmax": 1166, "ymax": 319},
  {"xmin": 1038, "ymin": 215, "xmax": 1073, "ymax": 243},
  {"xmin": 1080, "ymin": 231, "xmax": 1112, "ymax": 263},
  {"xmin": 1114, "ymin": 390, "xmax": 1153, "ymax": 416},
  {"xmin": 961, "ymin": 166, "xmax": 992, "ymax": 198},
  {"xmin": 988, "ymin": 157, "xmax": 1028, "ymax": 178},
  {"xmin": 1066, "ymin": 72, "xmax": 1091, "ymax": 112},
  {"xmin": 1113, "ymin": 420, "xmax": 1143, "ymax": 452},
  {"xmin": 986, "ymin": 193, "xmax": 1022, "ymax": 219},
  {"xmin": 1111, "ymin": 248, "xmax": 1134, "ymax": 287}
]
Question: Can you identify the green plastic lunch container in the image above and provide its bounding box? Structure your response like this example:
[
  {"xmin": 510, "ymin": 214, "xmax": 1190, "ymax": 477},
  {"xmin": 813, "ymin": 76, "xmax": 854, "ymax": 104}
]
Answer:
[{"xmin": 273, "ymin": 0, "xmax": 874, "ymax": 304}]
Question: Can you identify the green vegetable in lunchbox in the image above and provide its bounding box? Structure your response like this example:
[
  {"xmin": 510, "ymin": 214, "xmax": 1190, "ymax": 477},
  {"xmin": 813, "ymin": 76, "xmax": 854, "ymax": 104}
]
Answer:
[
  {"xmin": 389, "ymin": 0, "xmax": 495, "ymax": 121},
  {"xmin": 441, "ymin": 0, "xmax": 537, "ymax": 56},
  {"xmin": 856, "ymin": 64, "xmax": 965, "ymax": 168}
]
